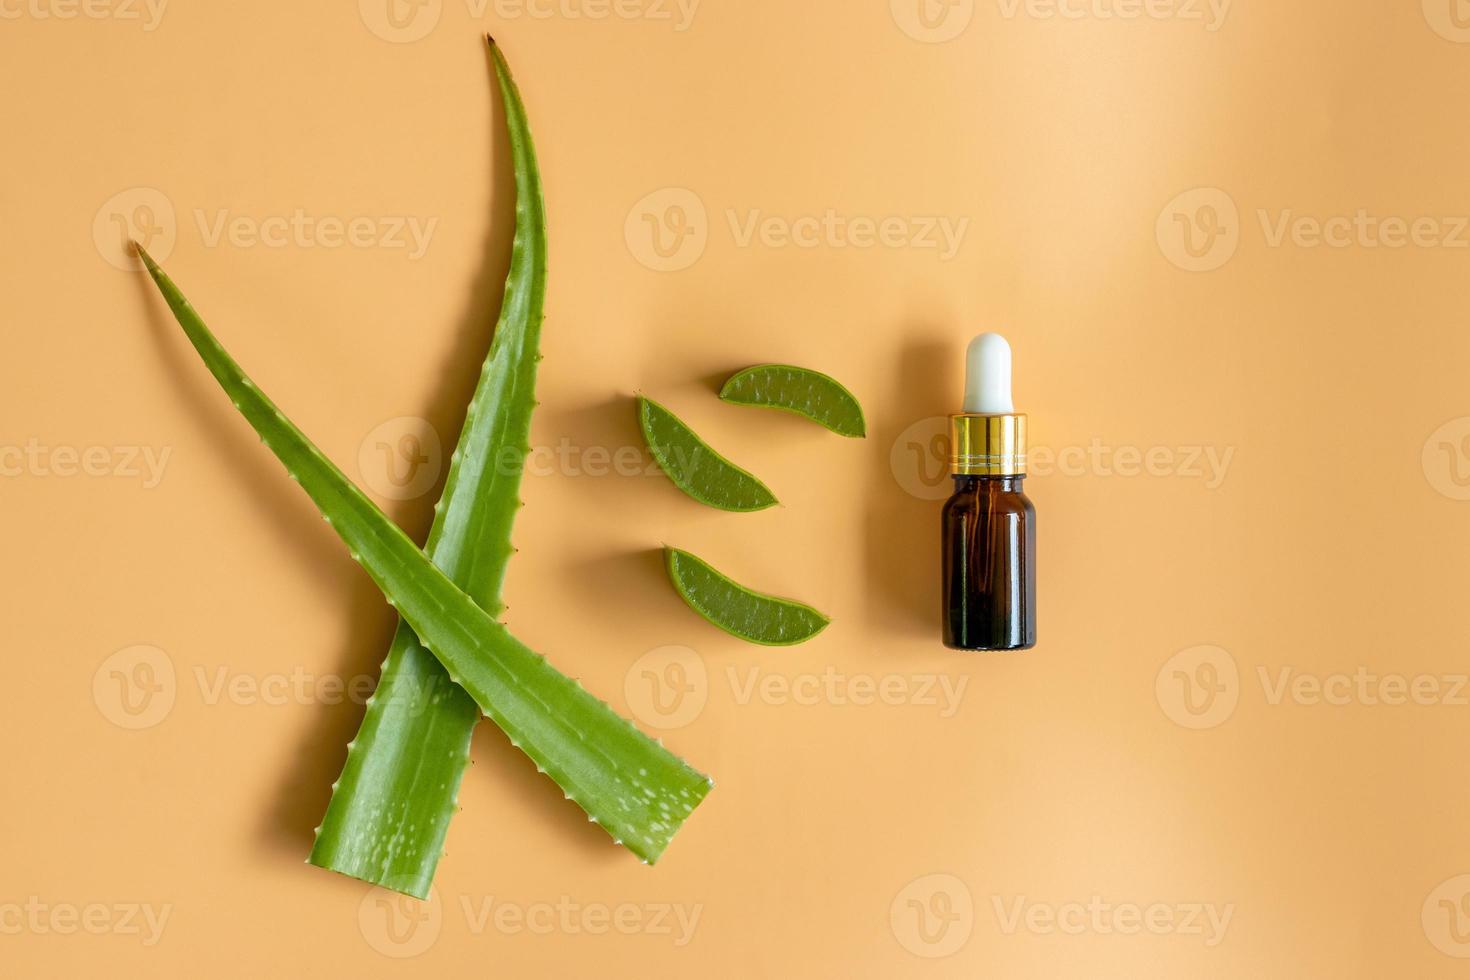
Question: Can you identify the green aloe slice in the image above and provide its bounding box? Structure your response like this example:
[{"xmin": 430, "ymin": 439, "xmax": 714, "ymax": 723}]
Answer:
[
  {"xmin": 308, "ymin": 37, "xmax": 545, "ymax": 898},
  {"xmin": 638, "ymin": 396, "xmax": 777, "ymax": 512},
  {"xmin": 719, "ymin": 364, "xmax": 866, "ymax": 438},
  {"xmin": 665, "ymin": 546, "xmax": 830, "ymax": 646},
  {"xmin": 137, "ymin": 244, "xmax": 713, "ymax": 866}
]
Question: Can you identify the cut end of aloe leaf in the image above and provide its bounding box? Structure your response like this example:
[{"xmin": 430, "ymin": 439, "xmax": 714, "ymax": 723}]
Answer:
[
  {"xmin": 638, "ymin": 395, "xmax": 778, "ymax": 512},
  {"xmin": 719, "ymin": 364, "xmax": 867, "ymax": 438},
  {"xmin": 665, "ymin": 546, "xmax": 830, "ymax": 646},
  {"xmin": 307, "ymin": 855, "xmax": 435, "ymax": 902},
  {"xmin": 623, "ymin": 767, "xmax": 715, "ymax": 865}
]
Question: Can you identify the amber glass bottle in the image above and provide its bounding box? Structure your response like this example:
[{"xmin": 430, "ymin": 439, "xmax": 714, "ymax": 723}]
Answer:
[
  {"xmin": 942, "ymin": 473, "xmax": 1036, "ymax": 650},
  {"xmin": 941, "ymin": 332, "xmax": 1036, "ymax": 651}
]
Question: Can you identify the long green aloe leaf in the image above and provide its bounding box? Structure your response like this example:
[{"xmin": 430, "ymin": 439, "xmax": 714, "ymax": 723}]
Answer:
[
  {"xmin": 306, "ymin": 37, "xmax": 548, "ymax": 899},
  {"xmin": 135, "ymin": 246, "xmax": 712, "ymax": 869}
]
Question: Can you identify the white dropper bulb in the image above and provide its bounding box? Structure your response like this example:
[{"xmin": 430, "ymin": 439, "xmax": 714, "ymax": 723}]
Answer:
[{"xmin": 963, "ymin": 332, "xmax": 1014, "ymax": 414}]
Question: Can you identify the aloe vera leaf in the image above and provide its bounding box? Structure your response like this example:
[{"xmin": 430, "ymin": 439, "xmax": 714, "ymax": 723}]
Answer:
[
  {"xmin": 665, "ymin": 546, "xmax": 830, "ymax": 646},
  {"xmin": 137, "ymin": 244, "xmax": 713, "ymax": 864},
  {"xmin": 719, "ymin": 364, "xmax": 867, "ymax": 438},
  {"xmin": 638, "ymin": 395, "xmax": 778, "ymax": 512},
  {"xmin": 307, "ymin": 37, "xmax": 547, "ymax": 898}
]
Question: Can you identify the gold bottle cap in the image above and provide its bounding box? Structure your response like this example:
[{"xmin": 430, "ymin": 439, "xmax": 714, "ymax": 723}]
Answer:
[{"xmin": 950, "ymin": 413, "xmax": 1027, "ymax": 476}]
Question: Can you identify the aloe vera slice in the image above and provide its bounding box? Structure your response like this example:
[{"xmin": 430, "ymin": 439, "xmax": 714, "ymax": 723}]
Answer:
[
  {"xmin": 138, "ymin": 245, "xmax": 713, "ymax": 865},
  {"xmin": 308, "ymin": 37, "xmax": 546, "ymax": 898},
  {"xmin": 665, "ymin": 546, "xmax": 830, "ymax": 646},
  {"xmin": 719, "ymin": 364, "xmax": 866, "ymax": 438},
  {"xmin": 638, "ymin": 396, "xmax": 777, "ymax": 512}
]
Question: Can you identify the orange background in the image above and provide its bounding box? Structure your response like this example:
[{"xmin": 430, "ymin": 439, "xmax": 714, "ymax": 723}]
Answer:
[{"xmin": 6, "ymin": 1, "xmax": 1470, "ymax": 976}]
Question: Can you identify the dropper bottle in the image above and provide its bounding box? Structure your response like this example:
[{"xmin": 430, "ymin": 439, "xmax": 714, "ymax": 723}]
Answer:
[{"xmin": 942, "ymin": 333, "xmax": 1037, "ymax": 651}]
